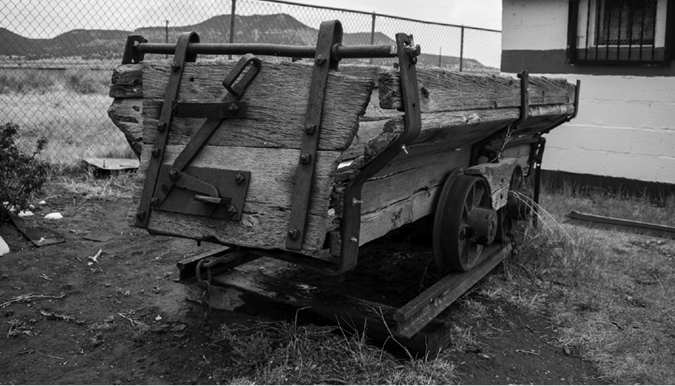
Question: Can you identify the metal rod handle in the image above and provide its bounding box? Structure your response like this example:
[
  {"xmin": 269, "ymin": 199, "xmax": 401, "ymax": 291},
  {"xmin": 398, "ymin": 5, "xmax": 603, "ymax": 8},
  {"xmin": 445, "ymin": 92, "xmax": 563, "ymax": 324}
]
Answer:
[{"xmin": 134, "ymin": 41, "xmax": 398, "ymax": 59}]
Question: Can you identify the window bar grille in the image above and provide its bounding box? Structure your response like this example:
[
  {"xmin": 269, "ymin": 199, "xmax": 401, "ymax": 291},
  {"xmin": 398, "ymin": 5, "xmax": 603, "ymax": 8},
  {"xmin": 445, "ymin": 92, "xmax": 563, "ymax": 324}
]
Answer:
[
  {"xmin": 585, "ymin": 0, "xmax": 592, "ymax": 59},
  {"xmin": 596, "ymin": 0, "xmax": 601, "ymax": 59},
  {"xmin": 639, "ymin": 2, "xmax": 646, "ymax": 60},
  {"xmin": 617, "ymin": 2, "xmax": 622, "ymax": 60},
  {"xmin": 628, "ymin": 3, "xmax": 633, "ymax": 60}
]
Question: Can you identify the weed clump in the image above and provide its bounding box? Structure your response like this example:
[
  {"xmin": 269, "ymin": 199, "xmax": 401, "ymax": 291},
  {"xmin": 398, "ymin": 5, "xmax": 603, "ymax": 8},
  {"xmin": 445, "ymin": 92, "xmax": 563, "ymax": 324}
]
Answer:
[{"xmin": 0, "ymin": 122, "xmax": 49, "ymax": 220}]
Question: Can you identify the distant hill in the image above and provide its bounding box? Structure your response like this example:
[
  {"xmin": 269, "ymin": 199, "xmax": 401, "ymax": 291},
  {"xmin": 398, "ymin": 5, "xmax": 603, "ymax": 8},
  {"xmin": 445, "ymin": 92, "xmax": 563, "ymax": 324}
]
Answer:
[{"xmin": 0, "ymin": 13, "xmax": 493, "ymax": 70}]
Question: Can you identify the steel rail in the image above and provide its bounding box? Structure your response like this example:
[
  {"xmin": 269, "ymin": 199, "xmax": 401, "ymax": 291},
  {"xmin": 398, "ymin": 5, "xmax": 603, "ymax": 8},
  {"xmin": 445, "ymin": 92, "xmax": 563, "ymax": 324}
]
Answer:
[{"xmin": 134, "ymin": 42, "xmax": 398, "ymax": 59}]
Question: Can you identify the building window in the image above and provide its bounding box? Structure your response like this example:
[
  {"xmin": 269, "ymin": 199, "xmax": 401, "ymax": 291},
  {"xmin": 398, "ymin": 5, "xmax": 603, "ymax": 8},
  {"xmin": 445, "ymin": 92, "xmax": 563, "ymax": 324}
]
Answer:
[{"xmin": 568, "ymin": 0, "xmax": 674, "ymax": 65}]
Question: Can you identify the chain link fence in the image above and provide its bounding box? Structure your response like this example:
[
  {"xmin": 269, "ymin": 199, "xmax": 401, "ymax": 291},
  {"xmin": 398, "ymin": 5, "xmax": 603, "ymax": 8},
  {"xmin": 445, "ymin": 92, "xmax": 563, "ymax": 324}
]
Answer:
[{"xmin": 1, "ymin": 0, "xmax": 501, "ymax": 165}]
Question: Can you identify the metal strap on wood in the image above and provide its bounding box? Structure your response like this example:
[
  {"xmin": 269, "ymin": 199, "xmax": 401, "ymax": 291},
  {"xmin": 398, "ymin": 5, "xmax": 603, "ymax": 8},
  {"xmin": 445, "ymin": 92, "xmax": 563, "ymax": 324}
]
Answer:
[
  {"xmin": 135, "ymin": 32, "xmax": 200, "ymax": 228},
  {"xmin": 153, "ymin": 54, "xmax": 261, "ymax": 221},
  {"xmin": 285, "ymin": 20, "xmax": 344, "ymax": 250}
]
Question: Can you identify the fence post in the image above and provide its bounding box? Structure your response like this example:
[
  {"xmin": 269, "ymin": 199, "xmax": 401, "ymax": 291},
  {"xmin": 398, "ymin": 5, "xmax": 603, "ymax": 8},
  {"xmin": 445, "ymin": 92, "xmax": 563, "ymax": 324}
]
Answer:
[
  {"xmin": 229, "ymin": 0, "xmax": 237, "ymax": 60},
  {"xmin": 369, "ymin": 12, "xmax": 376, "ymax": 64},
  {"xmin": 459, "ymin": 26, "xmax": 465, "ymax": 72}
]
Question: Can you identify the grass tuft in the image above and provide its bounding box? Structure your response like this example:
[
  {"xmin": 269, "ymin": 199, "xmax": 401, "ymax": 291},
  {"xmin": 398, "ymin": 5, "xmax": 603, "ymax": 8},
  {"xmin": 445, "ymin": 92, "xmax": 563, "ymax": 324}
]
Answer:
[{"xmin": 480, "ymin": 184, "xmax": 675, "ymax": 384}]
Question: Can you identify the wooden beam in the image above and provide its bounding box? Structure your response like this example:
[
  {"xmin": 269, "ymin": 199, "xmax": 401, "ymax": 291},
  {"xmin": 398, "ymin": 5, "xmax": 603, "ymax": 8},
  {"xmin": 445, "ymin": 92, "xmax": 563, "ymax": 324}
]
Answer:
[
  {"xmin": 141, "ymin": 61, "xmax": 374, "ymax": 151},
  {"xmin": 185, "ymin": 268, "xmax": 452, "ymax": 358},
  {"xmin": 379, "ymin": 69, "xmax": 576, "ymax": 112}
]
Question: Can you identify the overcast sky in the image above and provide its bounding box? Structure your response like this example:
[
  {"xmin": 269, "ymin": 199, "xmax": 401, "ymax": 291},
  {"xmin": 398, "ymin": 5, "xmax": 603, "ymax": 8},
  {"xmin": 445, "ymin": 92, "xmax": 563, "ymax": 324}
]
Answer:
[{"xmin": 2, "ymin": 0, "xmax": 502, "ymax": 66}]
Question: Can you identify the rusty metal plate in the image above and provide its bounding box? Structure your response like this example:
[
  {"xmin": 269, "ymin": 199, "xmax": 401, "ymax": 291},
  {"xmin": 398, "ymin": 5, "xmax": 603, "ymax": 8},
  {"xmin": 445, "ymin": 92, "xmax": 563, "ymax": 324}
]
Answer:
[
  {"xmin": 155, "ymin": 165, "xmax": 250, "ymax": 220},
  {"xmin": 171, "ymin": 101, "xmax": 247, "ymax": 119}
]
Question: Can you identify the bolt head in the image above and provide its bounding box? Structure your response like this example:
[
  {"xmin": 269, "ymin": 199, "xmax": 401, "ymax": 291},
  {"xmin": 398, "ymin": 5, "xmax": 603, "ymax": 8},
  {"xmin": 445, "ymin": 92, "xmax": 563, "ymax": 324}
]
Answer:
[
  {"xmin": 288, "ymin": 229, "xmax": 299, "ymax": 240},
  {"xmin": 157, "ymin": 122, "xmax": 167, "ymax": 132},
  {"xmin": 315, "ymin": 55, "xmax": 326, "ymax": 65},
  {"xmin": 169, "ymin": 169, "xmax": 180, "ymax": 180},
  {"xmin": 228, "ymin": 104, "xmax": 239, "ymax": 114},
  {"xmin": 136, "ymin": 211, "xmax": 146, "ymax": 220},
  {"xmin": 226, "ymin": 205, "xmax": 237, "ymax": 216},
  {"xmin": 234, "ymin": 173, "xmax": 245, "ymax": 185},
  {"xmin": 151, "ymin": 148, "xmax": 161, "ymax": 157},
  {"xmin": 305, "ymin": 124, "xmax": 317, "ymax": 134},
  {"xmin": 171, "ymin": 62, "xmax": 181, "ymax": 72},
  {"xmin": 300, "ymin": 154, "xmax": 312, "ymax": 165}
]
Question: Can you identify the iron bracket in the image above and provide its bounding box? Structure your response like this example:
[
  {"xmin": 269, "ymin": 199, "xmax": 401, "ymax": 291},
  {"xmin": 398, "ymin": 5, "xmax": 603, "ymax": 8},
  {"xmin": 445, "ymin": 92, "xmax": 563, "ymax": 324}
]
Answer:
[
  {"xmin": 122, "ymin": 35, "xmax": 147, "ymax": 64},
  {"xmin": 285, "ymin": 20, "xmax": 344, "ymax": 250},
  {"xmin": 135, "ymin": 31, "xmax": 200, "ymax": 228}
]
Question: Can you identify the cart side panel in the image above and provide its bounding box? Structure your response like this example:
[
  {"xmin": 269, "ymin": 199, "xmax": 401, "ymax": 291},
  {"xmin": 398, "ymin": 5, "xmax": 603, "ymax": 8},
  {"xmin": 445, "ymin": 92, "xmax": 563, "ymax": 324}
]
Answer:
[{"xmin": 134, "ymin": 60, "xmax": 374, "ymax": 259}]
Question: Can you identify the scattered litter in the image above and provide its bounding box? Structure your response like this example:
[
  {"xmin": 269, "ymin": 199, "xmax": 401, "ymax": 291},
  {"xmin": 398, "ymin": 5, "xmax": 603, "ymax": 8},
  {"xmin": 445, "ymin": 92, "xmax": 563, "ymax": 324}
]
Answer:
[
  {"xmin": 118, "ymin": 312, "xmax": 147, "ymax": 328},
  {"xmin": 171, "ymin": 324, "xmax": 186, "ymax": 332},
  {"xmin": 155, "ymin": 315, "xmax": 162, "ymax": 321},
  {"xmin": 40, "ymin": 310, "xmax": 76, "ymax": 322},
  {"xmin": 18, "ymin": 210, "xmax": 34, "ymax": 217},
  {"xmin": 515, "ymin": 349, "xmax": 541, "ymax": 356},
  {"xmin": 0, "ymin": 236, "xmax": 9, "ymax": 256},
  {"xmin": 84, "ymin": 157, "xmax": 140, "ymax": 171},
  {"xmin": 7, "ymin": 320, "xmax": 37, "ymax": 338},
  {"xmin": 39, "ymin": 200, "xmax": 46, "ymax": 206},
  {"xmin": 9, "ymin": 213, "xmax": 65, "ymax": 247},
  {"xmin": 44, "ymin": 213, "xmax": 63, "ymax": 220},
  {"xmin": 0, "ymin": 293, "xmax": 66, "ymax": 308},
  {"xmin": 83, "ymin": 232, "xmax": 113, "ymax": 242},
  {"xmin": 87, "ymin": 249, "xmax": 102, "ymax": 265},
  {"xmin": 39, "ymin": 274, "xmax": 53, "ymax": 282}
]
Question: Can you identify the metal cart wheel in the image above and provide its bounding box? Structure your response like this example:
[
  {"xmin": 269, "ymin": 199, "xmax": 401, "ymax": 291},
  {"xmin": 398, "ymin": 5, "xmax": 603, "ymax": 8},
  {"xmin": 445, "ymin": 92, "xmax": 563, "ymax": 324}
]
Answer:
[{"xmin": 433, "ymin": 173, "xmax": 498, "ymax": 273}]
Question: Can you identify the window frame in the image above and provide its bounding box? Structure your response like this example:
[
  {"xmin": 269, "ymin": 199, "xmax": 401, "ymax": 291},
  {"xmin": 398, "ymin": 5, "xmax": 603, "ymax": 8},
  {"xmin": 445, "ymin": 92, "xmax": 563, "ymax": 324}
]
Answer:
[{"xmin": 567, "ymin": 0, "xmax": 675, "ymax": 66}]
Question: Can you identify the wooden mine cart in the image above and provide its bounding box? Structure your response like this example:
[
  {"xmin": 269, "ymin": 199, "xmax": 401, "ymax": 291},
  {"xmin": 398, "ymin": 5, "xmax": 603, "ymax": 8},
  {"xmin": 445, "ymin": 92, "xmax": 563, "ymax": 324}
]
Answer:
[{"xmin": 108, "ymin": 20, "xmax": 579, "ymax": 353}]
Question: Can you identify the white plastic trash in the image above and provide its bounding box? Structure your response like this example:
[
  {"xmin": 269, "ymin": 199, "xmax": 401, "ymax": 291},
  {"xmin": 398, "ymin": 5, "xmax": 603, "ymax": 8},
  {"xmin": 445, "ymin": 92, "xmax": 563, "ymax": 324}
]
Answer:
[
  {"xmin": 0, "ymin": 236, "xmax": 9, "ymax": 256},
  {"xmin": 18, "ymin": 210, "xmax": 34, "ymax": 217},
  {"xmin": 44, "ymin": 213, "xmax": 63, "ymax": 220}
]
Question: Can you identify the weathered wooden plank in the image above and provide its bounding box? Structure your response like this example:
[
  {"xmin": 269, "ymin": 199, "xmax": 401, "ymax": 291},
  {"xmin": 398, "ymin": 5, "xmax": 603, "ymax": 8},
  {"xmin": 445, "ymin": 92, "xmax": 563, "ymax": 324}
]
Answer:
[
  {"xmin": 138, "ymin": 144, "xmax": 341, "ymax": 258},
  {"xmin": 141, "ymin": 60, "xmax": 373, "ymax": 151},
  {"xmin": 379, "ymin": 69, "xmax": 576, "ymax": 112},
  {"xmin": 107, "ymin": 98, "xmax": 143, "ymax": 157},
  {"xmin": 356, "ymin": 147, "xmax": 472, "ymax": 246},
  {"xmin": 109, "ymin": 63, "xmax": 144, "ymax": 98},
  {"xmin": 185, "ymin": 268, "xmax": 452, "ymax": 358}
]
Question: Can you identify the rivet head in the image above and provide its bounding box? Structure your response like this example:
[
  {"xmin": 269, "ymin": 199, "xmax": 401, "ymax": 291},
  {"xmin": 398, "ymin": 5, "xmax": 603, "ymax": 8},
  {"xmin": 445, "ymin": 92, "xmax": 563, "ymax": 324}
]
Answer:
[
  {"xmin": 171, "ymin": 62, "xmax": 181, "ymax": 72},
  {"xmin": 305, "ymin": 124, "xmax": 316, "ymax": 134},
  {"xmin": 228, "ymin": 104, "xmax": 239, "ymax": 114},
  {"xmin": 315, "ymin": 55, "xmax": 326, "ymax": 65},
  {"xmin": 157, "ymin": 122, "xmax": 167, "ymax": 132},
  {"xmin": 300, "ymin": 154, "xmax": 312, "ymax": 165},
  {"xmin": 169, "ymin": 169, "xmax": 180, "ymax": 180},
  {"xmin": 288, "ymin": 229, "xmax": 299, "ymax": 240},
  {"xmin": 150, "ymin": 197, "xmax": 159, "ymax": 207}
]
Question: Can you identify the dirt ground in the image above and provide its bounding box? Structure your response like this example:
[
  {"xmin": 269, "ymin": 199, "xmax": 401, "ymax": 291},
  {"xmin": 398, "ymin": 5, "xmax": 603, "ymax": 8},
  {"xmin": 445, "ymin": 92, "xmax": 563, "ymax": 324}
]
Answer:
[{"xmin": 0, "ymin": 181, "xmax": 602, "ymax": 385}]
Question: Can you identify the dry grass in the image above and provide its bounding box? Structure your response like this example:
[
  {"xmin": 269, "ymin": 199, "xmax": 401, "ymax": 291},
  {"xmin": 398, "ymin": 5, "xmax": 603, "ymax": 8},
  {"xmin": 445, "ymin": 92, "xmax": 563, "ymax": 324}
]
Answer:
[
  {"xmin": 1, "ymin": 68, "xmax": 134, "ymax": 165},
  {"xmin": 481, "ymin": 185, "xmax": 675, "ymax": 384},
  {"xmin": 214, "ymin": 315, "xmax": 458, "ymax": 385}
]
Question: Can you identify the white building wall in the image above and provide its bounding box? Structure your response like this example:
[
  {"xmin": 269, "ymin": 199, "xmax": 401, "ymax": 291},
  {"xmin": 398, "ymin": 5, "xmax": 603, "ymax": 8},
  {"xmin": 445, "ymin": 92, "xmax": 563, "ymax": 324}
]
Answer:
[{"xmin": 502, "ymin": 1, "xmax": 675, "ymax": 184}]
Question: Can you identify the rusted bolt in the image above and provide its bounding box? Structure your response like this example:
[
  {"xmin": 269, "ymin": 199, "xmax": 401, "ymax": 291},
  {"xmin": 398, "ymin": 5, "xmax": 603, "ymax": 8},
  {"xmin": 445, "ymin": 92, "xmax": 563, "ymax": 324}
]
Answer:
[
  {"xmin": 300, "ymin": 154, "xmax": 312, "ymax": 165},
  {"xmin": 234, "ymin": 173, "xmax": 245, "ymax": 185},
  {"xmin": 226, "ymin": 205, "xmax": 237, "ymax": 217},
  {"xmin": 305, "ymin": 124, "xmax": 316, "ymax": 134},
  {"xmin": 228, "ymin": 104, "xmax": 239, "ymax": 114},
  {"xmin": 171, "ymin": 62, "xmax": 181, "ymax": 72},
  {"xmin": 169, "ymin": 169, "xmax": 180, "ymax": 180},
  {"xmin": 136, "ymin": 211, "xmax": 146, "ymax": 220},
  {"xmin": 157, "ymin": 122, "xmax": 167, "ymax": 132},
  {"xmin": 151, "ymin": 148, "xmax": 161, "ymax": 158},
  {"xmin": 288, "ymin": 229, "xmax": 299, "ymax": 240},
  {"xmin": 315, "ymin": 55, "xmax": 326, "ymax": 65}
]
